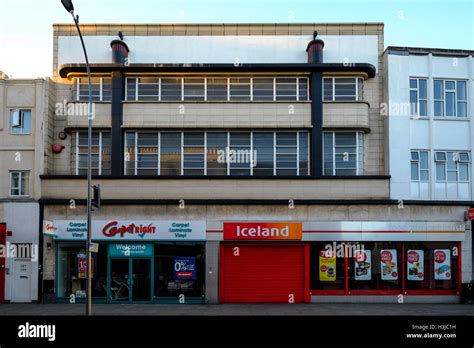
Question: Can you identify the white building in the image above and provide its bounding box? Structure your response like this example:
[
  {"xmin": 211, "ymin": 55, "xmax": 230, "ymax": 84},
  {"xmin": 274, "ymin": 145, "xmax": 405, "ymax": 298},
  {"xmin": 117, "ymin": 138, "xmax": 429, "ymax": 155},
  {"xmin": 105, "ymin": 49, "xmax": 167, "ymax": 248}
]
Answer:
[
  {"xmin": 384, "ymin": 46, "xmax": 474, "ymax": 201},
  {"xmin": 384, "ymin": 46, "xmax": 473, "ymax": 287}
]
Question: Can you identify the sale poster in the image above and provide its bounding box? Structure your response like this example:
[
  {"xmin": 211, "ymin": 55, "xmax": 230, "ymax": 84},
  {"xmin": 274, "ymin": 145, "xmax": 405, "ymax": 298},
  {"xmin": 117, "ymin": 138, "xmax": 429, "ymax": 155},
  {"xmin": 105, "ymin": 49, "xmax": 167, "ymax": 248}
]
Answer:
[
  {"xmin": 407, "ymin": 250, "xmax": 424, "ymax": 281},
  {"xmin": 319, "ymin": 250, "xmax": 336, "ymax": 281},
  {"xmin": 173, "ymin": 256, "xmax": 196, "ymax": 280},
  {"xmin": 380, "ymin": 249, "xmax": 398, "ymax": 280},
  {"xmin": 354, "ymin": 249, "xmax": 372, "ymax": 281},
  {"xmin": 434, "ymin": 249, "xmax": 451, "ymax": 280}
]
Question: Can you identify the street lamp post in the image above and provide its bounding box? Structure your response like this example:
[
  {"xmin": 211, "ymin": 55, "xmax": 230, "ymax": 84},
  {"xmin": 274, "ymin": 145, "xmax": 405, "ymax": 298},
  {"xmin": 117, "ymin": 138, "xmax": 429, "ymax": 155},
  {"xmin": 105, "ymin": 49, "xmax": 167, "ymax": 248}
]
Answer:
[{"xmin": 61, "ymin": 0, "xmax": 93, "ymax": 316}]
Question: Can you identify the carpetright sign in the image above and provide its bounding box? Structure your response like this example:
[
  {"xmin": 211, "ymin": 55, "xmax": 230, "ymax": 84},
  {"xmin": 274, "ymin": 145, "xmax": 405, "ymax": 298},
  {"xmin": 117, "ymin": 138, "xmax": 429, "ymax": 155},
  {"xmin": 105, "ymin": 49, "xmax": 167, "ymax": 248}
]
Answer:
[{"xmin": 48, "ymin": 220, "xmax": 206, "ymax": 241}]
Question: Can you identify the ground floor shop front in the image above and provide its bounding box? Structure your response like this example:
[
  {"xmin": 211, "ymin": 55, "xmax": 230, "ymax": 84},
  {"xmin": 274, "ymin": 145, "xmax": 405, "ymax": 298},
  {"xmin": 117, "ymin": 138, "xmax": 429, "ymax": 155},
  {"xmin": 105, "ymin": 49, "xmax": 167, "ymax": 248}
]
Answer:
[
  {"xmin": 44, "ymin": 219, "xmax": 206, "ymax": 304},
  {"xmin": 41, "ymin": 204, "xmax": 472, "ymax": 304}
]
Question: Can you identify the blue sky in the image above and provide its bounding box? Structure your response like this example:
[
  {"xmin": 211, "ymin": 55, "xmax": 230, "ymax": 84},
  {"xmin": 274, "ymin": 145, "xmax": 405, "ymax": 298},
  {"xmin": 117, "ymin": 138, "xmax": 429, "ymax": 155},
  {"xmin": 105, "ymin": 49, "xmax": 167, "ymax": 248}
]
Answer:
[{"xmin": 0, "ymin": 0, "xmax": 472, "ymax": 78}]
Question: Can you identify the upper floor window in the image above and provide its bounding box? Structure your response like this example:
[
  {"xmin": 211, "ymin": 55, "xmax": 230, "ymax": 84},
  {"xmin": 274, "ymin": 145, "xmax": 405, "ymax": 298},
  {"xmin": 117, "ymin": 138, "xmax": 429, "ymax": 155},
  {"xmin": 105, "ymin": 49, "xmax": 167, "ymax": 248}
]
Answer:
[
  {"xmin": 124, "ymin": 131, "xmax": 309, "ymax": 177},
  {"xmin": 71, "ymin": 131, "xmax": 111, "ymax": 175},
  {"xmin": 323, "ymin": 77, "xmax": 363, "ymax": 101},
  {"xmin": 411, "ymin": 150, "xmax": 429, "ymax": 181},
  {"xmin": 323, "ymin": 132, "xmax": 364, "ymax": 175},
  {"xmin": 433, "ymin": 80, "xmax": 467, "ymax": 117},
  {"xmin": 435, "ymin": 151, "xmax": 470, "ymax": 182},
  {"xmin": 125, "ymin": 76, "xmax": 309, "ymax": 102},
  {"xmin": 10, "ymin": 171, "xmax": 29, "ymax": 196},
  {"xmin": 10, "ymin": 109, "xmax": 31, "ymax": 134},
  {"xmin": 74, "ymin": 77, "xmax": 112, "ymax": 102},
  {"xmin": 409, "ymin": 78, "xmax": 427, "ymax": 116}
]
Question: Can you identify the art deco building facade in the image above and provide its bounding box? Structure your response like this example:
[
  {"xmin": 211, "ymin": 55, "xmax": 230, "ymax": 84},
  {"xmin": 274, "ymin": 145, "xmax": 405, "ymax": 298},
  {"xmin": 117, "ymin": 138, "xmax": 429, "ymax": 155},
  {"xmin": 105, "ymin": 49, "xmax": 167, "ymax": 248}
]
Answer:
[{"xmin": 16, "ymin": 23, "xmax": 470, "ymax": 304}]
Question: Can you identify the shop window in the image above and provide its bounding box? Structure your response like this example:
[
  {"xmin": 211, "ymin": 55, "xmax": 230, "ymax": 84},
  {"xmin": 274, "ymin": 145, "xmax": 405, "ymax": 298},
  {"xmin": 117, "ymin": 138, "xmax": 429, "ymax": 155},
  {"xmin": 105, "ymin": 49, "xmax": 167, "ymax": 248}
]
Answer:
[
  {"xmin": 405, "ymin": 242, "xmax": 459, "ymax": 291},
  {"xmin": 56, "ymin": 243, "xmax": 108, "ymax": 299},
  {"xmin": 154, "ymin": 243, "xmax": 205, "ymax": 299},
  {"xmin": 348, "ymin": 242, "xmax": 402, "ymax": 292},
  {"xmin": 310, "ymin": 242, "xmax": 346, "ymax": 292}
]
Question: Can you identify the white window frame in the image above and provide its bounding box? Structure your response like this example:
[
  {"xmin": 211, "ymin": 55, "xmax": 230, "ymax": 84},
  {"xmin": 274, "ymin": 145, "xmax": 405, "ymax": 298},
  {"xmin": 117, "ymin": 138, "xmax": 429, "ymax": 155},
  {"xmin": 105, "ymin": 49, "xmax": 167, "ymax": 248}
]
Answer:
[
  {"xmin": 434, "ymin": 151, "xmax": 471, "ymax": 183},
  {"xmin": 323, "ymin": 77, "xmax": 363, "ymax": 101},
  {"xmin": 9, "ymin": 171, "xmax": 29, "ymax": 197},
  {"xmin": 323, "ymin": 131, "xmax": 364, "ymax": 176},
  {"xmin": 183, "ymin": 78, "xmax": 206, "ymax": 101},
  {"xmin": 74, "ymin": 131, "xmax": 108, "ymax": 175},
  {"xmin": 10, "ymin": 109, "xmax": 32, "ymax": 135},
  {"xmin": 76, "ymin": 77, "xmax": 111, "ymax": 102},
  {"xmin": 433, "ymin": 79, "xmax": 468, "ymax": 117},
  {"xmin": 409, "ymin": 78, "xmax": 428, "ymax": 117},
  {"xmin": 123, "ymin": 130, "xmax": 310, "ymax": 177},
  {"xmin": 410, "ymin": 150, "xmax": 430, "ymax": 182}
]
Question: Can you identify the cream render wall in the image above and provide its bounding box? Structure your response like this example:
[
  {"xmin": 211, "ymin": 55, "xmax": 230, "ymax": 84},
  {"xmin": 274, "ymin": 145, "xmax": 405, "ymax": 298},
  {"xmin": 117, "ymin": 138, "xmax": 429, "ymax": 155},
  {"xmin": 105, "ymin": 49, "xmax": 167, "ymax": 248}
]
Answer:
[
  {"xmin": 50, "ymin": 23, "xmax": 385, "ymax": 177},
  {"xmin": 0, "ymin": 78, "xmax": 51, "ymax": 200}
]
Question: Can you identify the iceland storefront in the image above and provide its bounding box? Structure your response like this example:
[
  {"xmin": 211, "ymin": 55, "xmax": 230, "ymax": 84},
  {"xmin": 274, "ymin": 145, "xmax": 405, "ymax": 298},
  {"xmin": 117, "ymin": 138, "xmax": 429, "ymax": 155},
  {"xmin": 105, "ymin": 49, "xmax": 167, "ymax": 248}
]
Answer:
[
  {"xmin": 217, "ymin": 220, "xmax": 465, "ymax": 304},
  {"xmin": 46, "ymin": 220, "xmax": 206, "ymax": 303}
]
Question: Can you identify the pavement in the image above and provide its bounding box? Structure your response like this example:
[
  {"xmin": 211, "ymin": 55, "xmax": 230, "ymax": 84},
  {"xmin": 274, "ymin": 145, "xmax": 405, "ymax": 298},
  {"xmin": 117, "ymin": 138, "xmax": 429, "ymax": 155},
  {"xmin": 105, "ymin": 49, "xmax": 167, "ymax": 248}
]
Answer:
[{"xmin": 0, "ymin": 303, "xmax": 473, "ymax": 316}]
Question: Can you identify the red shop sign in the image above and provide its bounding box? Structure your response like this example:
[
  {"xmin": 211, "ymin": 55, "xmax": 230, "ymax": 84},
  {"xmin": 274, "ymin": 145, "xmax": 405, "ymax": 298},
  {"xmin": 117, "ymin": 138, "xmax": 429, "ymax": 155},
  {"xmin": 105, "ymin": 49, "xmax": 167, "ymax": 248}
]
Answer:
[{"xmin": 468, "ymin": 209, "xmax": 474, "ymax": 220}]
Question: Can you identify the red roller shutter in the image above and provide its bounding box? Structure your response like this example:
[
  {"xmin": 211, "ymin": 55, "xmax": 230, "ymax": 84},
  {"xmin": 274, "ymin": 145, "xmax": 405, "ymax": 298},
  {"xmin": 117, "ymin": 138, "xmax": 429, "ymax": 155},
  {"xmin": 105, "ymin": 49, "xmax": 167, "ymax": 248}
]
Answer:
[{"xmin": 220, "ymin": 243, "xmax": 309, "ymax": 303}]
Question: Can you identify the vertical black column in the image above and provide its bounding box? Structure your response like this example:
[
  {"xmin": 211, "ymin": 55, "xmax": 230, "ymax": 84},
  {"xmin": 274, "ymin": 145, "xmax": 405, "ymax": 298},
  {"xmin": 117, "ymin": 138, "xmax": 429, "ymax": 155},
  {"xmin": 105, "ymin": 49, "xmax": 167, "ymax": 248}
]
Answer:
[
  {"xmin": 111, "ymin": 71, "xmax": 124, "ymax": 176},
  {"xmin": 310, "ymin": 71, "xmax": 323, "ymax": 177}
]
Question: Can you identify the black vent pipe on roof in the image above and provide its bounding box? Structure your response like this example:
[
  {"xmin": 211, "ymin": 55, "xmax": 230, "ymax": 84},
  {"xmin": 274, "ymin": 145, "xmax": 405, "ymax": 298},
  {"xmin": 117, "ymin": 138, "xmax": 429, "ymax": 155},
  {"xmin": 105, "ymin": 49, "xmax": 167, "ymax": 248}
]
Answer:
[{"xmin": 306, "ymin": 31, "xmax": 325, "ymax": 64}]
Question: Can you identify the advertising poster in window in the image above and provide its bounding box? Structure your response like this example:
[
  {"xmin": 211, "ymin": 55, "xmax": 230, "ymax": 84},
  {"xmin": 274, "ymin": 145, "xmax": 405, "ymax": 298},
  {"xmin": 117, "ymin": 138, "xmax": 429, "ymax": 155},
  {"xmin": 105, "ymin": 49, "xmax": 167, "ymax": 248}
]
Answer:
[
  {"xmin": 354, "ymin": 249, "xmax": 371, "ymax": 281},
  {"xmin": 173, "ymin": 256, "xmax": 196, "ymax": 280},
  {"xmin": 380, "ymin": 249, "xmax": 398, "ymax": 280},
  {"xmin": 434, "ymin": 249, "xmax": 451, "ymax": 280},
  {"xmin": 77, "ymin": 251, "xmax": 93, "ymax": 279},
  {"xmin": 407, "ymin": 250, "xmax": 424, "ymax": 281},
  {"xmin": 319, "ymin": 250, "xmax": 336, "ymax": 281}
]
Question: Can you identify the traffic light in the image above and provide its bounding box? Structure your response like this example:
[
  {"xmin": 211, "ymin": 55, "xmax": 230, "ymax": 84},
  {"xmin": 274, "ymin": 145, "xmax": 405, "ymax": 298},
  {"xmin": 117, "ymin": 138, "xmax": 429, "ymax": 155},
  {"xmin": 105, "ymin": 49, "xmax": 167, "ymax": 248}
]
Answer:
[{"xmin": 92, "ymin": 184, "xmax": 101, "ymax": 209}]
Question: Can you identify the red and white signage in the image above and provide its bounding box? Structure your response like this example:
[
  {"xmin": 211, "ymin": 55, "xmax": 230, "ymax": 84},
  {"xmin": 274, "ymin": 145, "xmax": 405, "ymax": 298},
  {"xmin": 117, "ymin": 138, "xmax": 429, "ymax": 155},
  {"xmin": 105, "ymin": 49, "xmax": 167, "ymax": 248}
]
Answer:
[
  {"xmin": 223, "ymin": 222, "xmax": 302, "ymax": 240},
  {"xmin": 380, "ymin": 249, "xmax": 398, "ymax": 280},
  {"xmin": 468, "ymin": 209, "xmax": 474, "ymax": 220},
  {"xmin": 434, "ymin": 249, "xmax": 451, "ymax": 280},
  {"xmin": 43, "ymin": 220, "xmax": 57, "ymax": 237},
  {"xmin": 407, "ymin": 250, "xmax": 424, "ymax": 281},
  {"xmin": 49, "ymin": 220, "xmax": 206, "ymax": 241}
]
